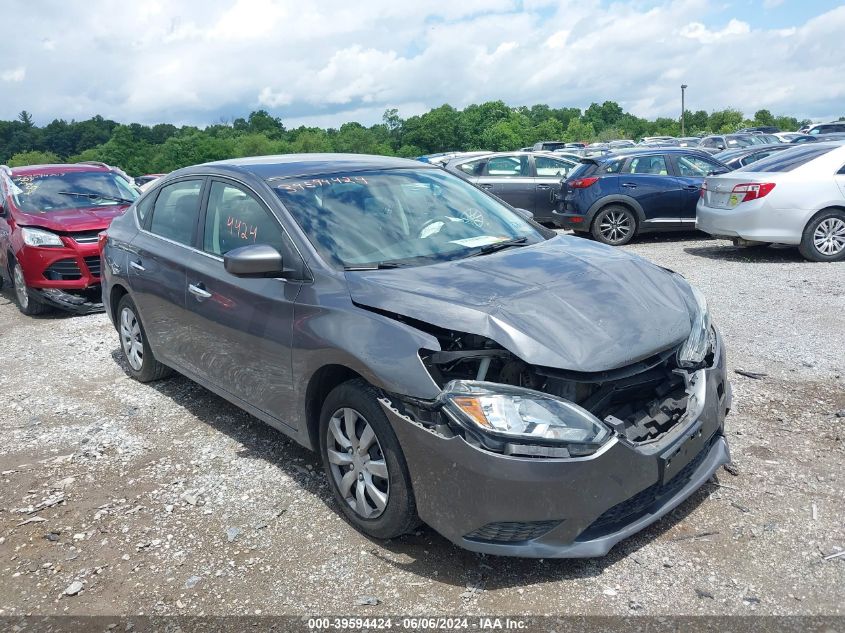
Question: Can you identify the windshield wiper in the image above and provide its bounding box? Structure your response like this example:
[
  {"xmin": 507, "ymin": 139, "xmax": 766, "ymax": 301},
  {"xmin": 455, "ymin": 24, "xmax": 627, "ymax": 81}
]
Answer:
[
  {"xmin": 464, "ymin": 236, "xmax": 529, "ymax": 258},
  {"xmin": 57, "ymin": 191, "xmax": 134, "ymax": 205},
  {"xmin": 343, "ymin": 261, "xmax": 413, "ymax": 271}
]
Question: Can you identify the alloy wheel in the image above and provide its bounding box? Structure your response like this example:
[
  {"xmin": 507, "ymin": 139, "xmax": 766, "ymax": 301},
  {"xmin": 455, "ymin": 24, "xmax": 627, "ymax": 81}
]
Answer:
[
  {"xmin": 13, "ymin": 264, "xmax": 29, "ymax": 310},
  {"xmin": 326, "ymin": 407, "xmax": 389, "ymax": 519},
  {"xmin": 119, "ymin": 307, "xmax": 144, "ymax": 371},
  {"xmin": 599, "ymin": 210, "xmax": 632, "ymax": 243},
  {"xmin": 813, "ymin": 217, "xmax": 845, "ymax": 256}
]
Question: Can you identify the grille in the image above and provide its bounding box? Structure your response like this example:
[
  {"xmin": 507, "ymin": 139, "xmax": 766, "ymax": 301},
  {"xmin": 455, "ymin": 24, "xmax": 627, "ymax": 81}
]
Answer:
[
  {"xmin": 579, "ymin": 434, "xmax": 717, "ymax": 539},
  {"xmin": 84, "ymin": 256, "xmax": 101, "ymax": 277},
  {"xmin": 69, "ymin": 231, "xmax": 101, "ymax": 244},
  {"xmin": 44, "ymin": 259, "xmax": 82, "ymax": 281},
  {"xmin": 464, "ymin": 520, "xmax": 561, "ymax": 544}
]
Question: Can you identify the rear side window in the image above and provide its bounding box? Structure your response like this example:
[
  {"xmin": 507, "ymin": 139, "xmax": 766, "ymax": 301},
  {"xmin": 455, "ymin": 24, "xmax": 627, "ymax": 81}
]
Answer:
[
  {"xmin": 148, "ymin": 179, "xmax": 203, "ymax": 245},
  {"xmin": 567, "ymin": 162, "xmax": 598, "ymax": 179},
  {"xmin": 457, "ymin": 159, "xmax": 486, "ymax": 177},
  {"xmin": 622, "ymin": 156, "xmax": 668, "ymax": 175},
  {"xmin": 737, "ymin": 146, "xmax": 835, "ymax": 173},
  {"xmin": 135, "ymin": 193, "xmax": 156, "ymax": 225}
]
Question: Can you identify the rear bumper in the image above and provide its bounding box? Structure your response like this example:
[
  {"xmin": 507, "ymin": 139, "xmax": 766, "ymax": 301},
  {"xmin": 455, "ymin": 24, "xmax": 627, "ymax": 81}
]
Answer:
[
  {"xmin": 696, "ymin": 200, "xmax": 812, "ymax": 245},
  {"xmin": 383, "ymin": 333, "xmax": 732, "ymax": 558},
  {"xmin": 551, "ymin": 211, "xmax": 590, "ymax": 232}
]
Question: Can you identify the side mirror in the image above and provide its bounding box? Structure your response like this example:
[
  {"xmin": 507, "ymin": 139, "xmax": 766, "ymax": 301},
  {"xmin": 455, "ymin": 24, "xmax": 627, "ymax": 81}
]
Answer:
[
  {"xmin": 224, "ymin": 244, "xmax": 288, "ymax": 278},
  {"xmin": 514, "ymin": 207, "xmax": 535, "ymax": 221}
]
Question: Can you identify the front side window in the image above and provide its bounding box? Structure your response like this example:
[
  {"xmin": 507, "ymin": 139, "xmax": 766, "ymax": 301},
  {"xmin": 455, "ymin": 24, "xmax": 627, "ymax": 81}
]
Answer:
[
  {"xmin": 485, "ymin": 156, "xmax": 529, "ymax": 177},
  {"xmin": 676, "ymin": 155, "xmax": 720, "ymax": 177},
  {"xmin": 534, "ymin": 156, "xmax": 575, "ymax": 177},
  {"xmin": 203, "ymin": 181, "xmax": 288, "ymax": 256},
  {"xmin": 9, "ymin": 171, "xmax": 138, "ymax": 213},
  {"xmin": 273, "ymin": 169, "xmax": 545, "ymax": 269},
  {"xmin": 148, "ymin": 179, "xmax": 203, "ymax": 245}
]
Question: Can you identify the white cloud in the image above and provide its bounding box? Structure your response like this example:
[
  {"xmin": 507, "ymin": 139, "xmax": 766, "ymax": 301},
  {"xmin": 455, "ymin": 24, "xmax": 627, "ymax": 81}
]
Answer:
[
  {"xmin": 1, "ymin": 66, "xmax": 25, "ymax": 82},
  {"xmin": 0, "ymin": 1, "xmax": 842, "ymax": 127}
]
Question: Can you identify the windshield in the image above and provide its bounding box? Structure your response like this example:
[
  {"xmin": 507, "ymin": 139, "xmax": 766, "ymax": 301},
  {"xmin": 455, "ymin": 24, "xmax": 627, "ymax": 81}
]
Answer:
[
  {"xmin": 10, "ymin": 171, "xmax": 139, "ymax": 213},
  {"xmin": 273, "ymin": 168, "xmax": 546, "ymax": 269}
]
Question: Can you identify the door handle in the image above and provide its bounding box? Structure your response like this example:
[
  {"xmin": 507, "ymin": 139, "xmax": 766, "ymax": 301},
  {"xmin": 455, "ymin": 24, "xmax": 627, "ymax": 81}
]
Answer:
[
  {"xmin": 480, "ymin": 184, "xmax": 493, "ymax": 189},
  {"xmin": 130, "ymin": 261, "xmax": 145, "ymax": 272},
  {"xmin": 188, "ymin": 283, "xmax": 212, "ymax": 300},
  {"xmin": 683, "ymin": 185, "xmax": 701, "ymax": 191},
  {"xmin": 537, "ymin": 184, "xmax": 551, "ymax": 190},
  {"xmin": 621, "ymin": 182, "xmax": 638, "ymax": 188}
]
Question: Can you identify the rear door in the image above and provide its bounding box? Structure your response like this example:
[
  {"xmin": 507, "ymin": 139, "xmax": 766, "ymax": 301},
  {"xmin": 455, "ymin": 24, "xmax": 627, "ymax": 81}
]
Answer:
[
  {"xmin": 618, "ymin": 155, "xmax": 680, "ymax": 221},
  {"xmin": 478, "ymin": 155, "xmax": 535, "ymax": 212},
  {"xmin": 179, "ymin": 177, "xmax": 304, "ymax": 425},
  {"xmin": 532, "ymin": 155, "xmax": 577, "ymax": 221},
  {"xmin": 128, "ymin": 177, "xmax": 205, "ymax": 364},
  {"xmin": 672, "ymin": 154, "xmax": 727, "ymax": 220}
]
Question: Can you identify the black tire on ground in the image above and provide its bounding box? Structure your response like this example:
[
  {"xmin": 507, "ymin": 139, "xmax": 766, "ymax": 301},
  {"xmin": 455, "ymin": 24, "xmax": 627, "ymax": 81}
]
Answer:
[
  {"xmin": 798, "ymin": 209, "xmax": 845, "ymax": 262},
  {"xmin": 116, "ymin": 294, "xmax": 173, "ymax": 382},
  {"xmin": 319, "ymin": 378, "xmax": 419, "ymax": 540},
  {"xmin": 591, "ymin": 205, "xmax": 638, "ymax": 246},
  {"xmin": 11, "ymin": 258, "xmax": 49, "ymax": 316}
]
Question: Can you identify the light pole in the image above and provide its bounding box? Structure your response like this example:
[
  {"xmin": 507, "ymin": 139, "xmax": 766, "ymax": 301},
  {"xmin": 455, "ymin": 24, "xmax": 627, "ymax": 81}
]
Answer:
[{"xmin": 681, "ymin": 84, "xmax": 688, "ymax": 136}]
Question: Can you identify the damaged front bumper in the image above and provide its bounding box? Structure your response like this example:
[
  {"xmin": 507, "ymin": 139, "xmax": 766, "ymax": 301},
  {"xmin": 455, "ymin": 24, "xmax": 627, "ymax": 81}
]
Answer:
[
  {"xmin": 33, "ymin": 286, "xmax": 104, "ymax": 314},
  {"xmin": 380, "ymin": 331, "xmax": 732, "ymax": 558}
]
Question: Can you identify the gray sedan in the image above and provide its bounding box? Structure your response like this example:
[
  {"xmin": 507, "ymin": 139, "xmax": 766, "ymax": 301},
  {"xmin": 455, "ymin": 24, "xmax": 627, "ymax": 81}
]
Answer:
[
  {"xmin": 445, "ymin": 151, "xmax": 577, "ymax": 225},
  {"xmin": 102, "ymin": 154, "xmax": 731, "ymax": 558}
]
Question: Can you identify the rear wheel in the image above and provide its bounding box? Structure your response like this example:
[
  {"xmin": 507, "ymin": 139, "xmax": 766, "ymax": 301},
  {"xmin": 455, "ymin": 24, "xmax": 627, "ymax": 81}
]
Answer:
[
  {"xmin": 116, "ymin": 294, "xmax": 172, "ymax": 382},
  {"xmin": 592, "ymin": 205, "xmax": 637, "ymax": 245},
  {"xmin": 11, "ymin": 259, "xmax": 48, "ymax": 316},
  {"xmin": 799, "ymin": 210, "xmax": 845, "ymax": 262},
  {"xmin": 319, "ymin": 379, "xmax": 419, "ymax": 539}
]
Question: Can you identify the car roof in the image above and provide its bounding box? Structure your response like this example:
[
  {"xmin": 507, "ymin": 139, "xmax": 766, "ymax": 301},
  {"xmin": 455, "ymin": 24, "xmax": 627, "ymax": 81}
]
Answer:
[
  {"xmin": 9, "ymin": 163, "xmax": 112, "ymax": 176},
  {"xmin": 600, "ymin": 147, "xmax": 712, "ymax": 159},
  {"xmin": 194, "ymin": 153, "xmax": 434, "ymax": 181}
]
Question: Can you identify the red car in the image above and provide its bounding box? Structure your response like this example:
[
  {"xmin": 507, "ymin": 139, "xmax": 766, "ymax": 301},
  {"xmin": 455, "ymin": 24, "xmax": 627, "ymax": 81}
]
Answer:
[{"xmin": 0, "ymin": 162, "xmax": 138, "ymax": 315}]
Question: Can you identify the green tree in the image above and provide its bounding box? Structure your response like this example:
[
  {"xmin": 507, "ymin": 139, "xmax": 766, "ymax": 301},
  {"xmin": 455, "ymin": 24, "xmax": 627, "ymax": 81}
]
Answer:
[
  {"xmin": 7, "ymin": 150, "xmax": 60, "ymax": 166},
  {"xmin": 563, "ymin": 118, "xmax": 595, "ymax": 143}
]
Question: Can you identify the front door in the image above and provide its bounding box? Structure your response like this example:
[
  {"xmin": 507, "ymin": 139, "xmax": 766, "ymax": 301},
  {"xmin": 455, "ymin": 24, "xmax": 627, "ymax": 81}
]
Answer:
[
  {"xmin": 128, "ymin": 178, "xmax": 205, "ymax": 365},
  {"xmin": 618, "ymin": 155, "xmax": 680, "ymax": 222},
  {"xmin": 671, "ymin": 154, "xmax": 727, "ymax": 221},
  {"xmin": 478, "ymin": 155, "xmax": 535, "ymax": 212},
  {"xmin": 180, "ymin": 178, "xmax": 302, "ymax": 424}
]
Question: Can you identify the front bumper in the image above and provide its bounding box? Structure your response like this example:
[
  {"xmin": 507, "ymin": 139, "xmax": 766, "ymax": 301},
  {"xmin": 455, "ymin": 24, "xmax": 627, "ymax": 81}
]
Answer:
[
  {"xmin": 382, "ymin": 334, "xmax": 731, "ymax": 558},
  {"xmin": 696, "ymin": 199, "xmax": 811, "ymax": 245},
  {"xmin": 16, "ymin": 241, "xmax": 105, "ymax": 313}
]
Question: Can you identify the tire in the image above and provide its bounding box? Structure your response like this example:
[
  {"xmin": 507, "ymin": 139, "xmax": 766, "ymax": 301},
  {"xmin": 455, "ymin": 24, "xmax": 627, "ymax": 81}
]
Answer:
[
  {"xmin": 116, "ymin": 294, "xmax": 172, "ymax": 382},
  {"xmin": 11, "ymin": 258, "xmax": 49, "ymax": 316},
  {"xmin": 591, "ymin": 205, "xmax": 638, "ymax": 246},
  {"xmin": 798, "ymin": 209, "xmax": 845, "ymax": 262},
  {"xmin": 319, "ymin": 378, "xmax": 419, "ymax": 540}
]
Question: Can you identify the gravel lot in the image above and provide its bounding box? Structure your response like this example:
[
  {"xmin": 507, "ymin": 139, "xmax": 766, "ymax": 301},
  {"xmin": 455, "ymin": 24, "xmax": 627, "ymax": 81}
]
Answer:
[{"xmin": 0, "ymin": 233, "xmax": 843, "ymax": 618}]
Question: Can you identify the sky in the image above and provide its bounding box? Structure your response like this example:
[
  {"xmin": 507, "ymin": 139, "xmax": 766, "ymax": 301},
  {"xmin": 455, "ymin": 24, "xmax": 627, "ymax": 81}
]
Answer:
[{"xmin": 0, "ymin": 0, "xmax": 842, "ymax": 129}]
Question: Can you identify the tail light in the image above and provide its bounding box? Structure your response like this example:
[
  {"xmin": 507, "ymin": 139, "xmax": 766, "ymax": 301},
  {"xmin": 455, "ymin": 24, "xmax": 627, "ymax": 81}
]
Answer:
[
  {"xmin": 98, "ymin": 231, "xmax": 108, "ymax": 254},
  {"xmin": 568, "ymin": 176, "xmax": 599, "ymax": 189},
  {"xmin": 731, "ymin": 182, "xmax": 775, "ymax": 202},
  {"xmin": 699, "ymin": 181, "xmax": 707, "ymax": 198}
]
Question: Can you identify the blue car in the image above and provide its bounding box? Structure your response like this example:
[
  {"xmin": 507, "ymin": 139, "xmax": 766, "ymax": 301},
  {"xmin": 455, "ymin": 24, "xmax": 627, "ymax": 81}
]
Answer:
[{"xmin": 554, "ymin": 149, "xmax": 729, "ymax": 245}]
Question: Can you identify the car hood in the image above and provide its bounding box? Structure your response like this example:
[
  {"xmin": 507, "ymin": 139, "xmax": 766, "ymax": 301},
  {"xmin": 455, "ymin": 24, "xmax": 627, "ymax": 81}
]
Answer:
[
  {"xmin": 16, "ymin": 205, "xmax": 129, "ymax": 232},
  {"xmin": 345, "ymin": 235, "xmax": 695, "ymax": 372}
]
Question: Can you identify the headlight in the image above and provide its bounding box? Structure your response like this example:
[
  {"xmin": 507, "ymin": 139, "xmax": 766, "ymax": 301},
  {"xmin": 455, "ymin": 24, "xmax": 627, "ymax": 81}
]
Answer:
[
  {"xmin": 21, "ymin": 227, "xmax": 63, "ymax": 247},
  {"xmin": 678, "ymin": 284, "xmax": 712, "ymax": 367},
  {"xmin": 438, "ymin": 380, "xmax": 611, "ymax": 454}
]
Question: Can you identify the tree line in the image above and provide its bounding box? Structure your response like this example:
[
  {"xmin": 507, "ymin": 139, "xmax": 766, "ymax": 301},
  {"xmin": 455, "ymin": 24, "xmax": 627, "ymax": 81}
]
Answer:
[{"xmin": 0, "ymin": 101, "xmax": 819, "ymax": 175}]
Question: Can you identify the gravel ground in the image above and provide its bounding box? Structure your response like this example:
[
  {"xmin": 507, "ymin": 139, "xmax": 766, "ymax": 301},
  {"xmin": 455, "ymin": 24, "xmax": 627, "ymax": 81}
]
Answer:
[{"xmin": 0, "ymin": 233, "xmax": 843, "ymax": 618}]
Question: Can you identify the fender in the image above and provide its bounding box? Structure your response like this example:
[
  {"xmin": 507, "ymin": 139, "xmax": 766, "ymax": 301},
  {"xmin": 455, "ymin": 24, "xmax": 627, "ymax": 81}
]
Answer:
[{"xmin": 585, "ymin": 195, "xmax": 647, "ymax": 225}]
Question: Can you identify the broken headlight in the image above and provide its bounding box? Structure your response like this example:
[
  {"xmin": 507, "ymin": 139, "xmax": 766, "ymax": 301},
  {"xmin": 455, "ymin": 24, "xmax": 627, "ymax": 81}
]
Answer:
[
  {"xmin": 678, "ymin": 284, "xmax": 712, "ymax": 368},
  {"xmin": 438, "ymin": 380, "xmax": 611, "ymax": 454}
]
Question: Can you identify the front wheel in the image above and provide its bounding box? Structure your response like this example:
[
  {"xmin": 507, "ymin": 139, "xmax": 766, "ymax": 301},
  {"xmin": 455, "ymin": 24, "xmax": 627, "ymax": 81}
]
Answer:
[
  {"xmin": 592, "ymin": 205, "xmax": 637, "ymax": 245},
  {"xmin": 12, "ymin": 259, "xmax": 48, "ymax": 316},
  {"xmin": 319, "ymin": 379, "xmax": 419, "ymax": 539},
  {"xmin": 116, "ymin": 294, "xmax": 172, "ymax": 382},
  {"xmin": 799, "ymin": 210, "xmax": 845, "ymax": 262}
]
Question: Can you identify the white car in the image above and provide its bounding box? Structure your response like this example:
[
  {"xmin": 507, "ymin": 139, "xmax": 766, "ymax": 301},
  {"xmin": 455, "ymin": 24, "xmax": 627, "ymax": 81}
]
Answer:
[{"xmin": 696, "ymin": 142, "xmax": 845, "ymax": 261}]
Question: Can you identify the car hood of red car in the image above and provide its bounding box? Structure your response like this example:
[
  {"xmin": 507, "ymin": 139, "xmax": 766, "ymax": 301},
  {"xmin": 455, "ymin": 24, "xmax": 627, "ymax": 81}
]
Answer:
[{"xmin": 15, "ymin": 205, "xmax": 130, "ymax": 233}]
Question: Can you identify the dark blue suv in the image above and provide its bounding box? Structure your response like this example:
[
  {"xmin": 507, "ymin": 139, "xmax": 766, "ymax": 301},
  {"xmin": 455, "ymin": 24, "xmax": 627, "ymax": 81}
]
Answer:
[{"xmin": 554, "ymin": 149, "xmax": 729, "ymax": 245}]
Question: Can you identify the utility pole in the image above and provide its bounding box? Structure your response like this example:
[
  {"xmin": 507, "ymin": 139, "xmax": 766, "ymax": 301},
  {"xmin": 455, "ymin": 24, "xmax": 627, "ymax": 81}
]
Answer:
[{"xmin": 681, "ymin": 84, "xmax": 688, "ymax": 136}]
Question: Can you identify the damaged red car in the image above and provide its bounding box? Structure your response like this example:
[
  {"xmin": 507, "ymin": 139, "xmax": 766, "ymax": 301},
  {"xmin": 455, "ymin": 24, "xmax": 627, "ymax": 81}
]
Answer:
[{"xmin": 0, "ymin": 162, "xmax": 138, "ymax": 315}]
